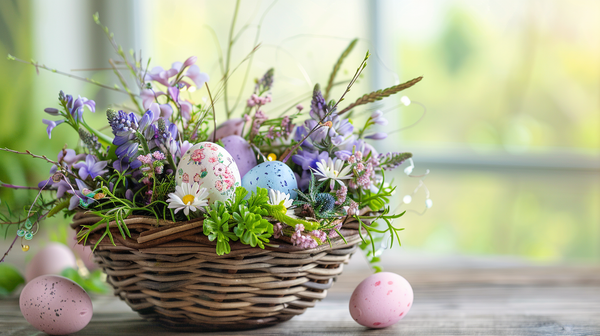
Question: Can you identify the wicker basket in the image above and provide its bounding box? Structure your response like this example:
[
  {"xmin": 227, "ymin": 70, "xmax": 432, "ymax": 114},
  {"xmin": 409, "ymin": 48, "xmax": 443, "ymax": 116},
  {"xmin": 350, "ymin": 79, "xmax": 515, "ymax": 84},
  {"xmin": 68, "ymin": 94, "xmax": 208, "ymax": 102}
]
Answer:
[{"xmin": 71, "ymin": 211, "xmax": 369, "ymax": 331}]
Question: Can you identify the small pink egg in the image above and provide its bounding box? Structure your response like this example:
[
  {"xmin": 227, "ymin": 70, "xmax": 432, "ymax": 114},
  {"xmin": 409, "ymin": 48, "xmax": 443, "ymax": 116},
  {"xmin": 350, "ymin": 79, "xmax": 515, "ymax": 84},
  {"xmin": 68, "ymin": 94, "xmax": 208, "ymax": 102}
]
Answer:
[
  {"xmin": 210, "ymin": 118, "xmax": 244, "ymax": 141},
  {"xmin": 25, "ymin": 243, "xmax": 77, "ymax": 282},
  {"xmin": 349, "ymin": 272, "xmax": 413, "ymax": 328},
  {"xmin": 20, "ymin": 275, "xmax": 93, "ymax": 335}
]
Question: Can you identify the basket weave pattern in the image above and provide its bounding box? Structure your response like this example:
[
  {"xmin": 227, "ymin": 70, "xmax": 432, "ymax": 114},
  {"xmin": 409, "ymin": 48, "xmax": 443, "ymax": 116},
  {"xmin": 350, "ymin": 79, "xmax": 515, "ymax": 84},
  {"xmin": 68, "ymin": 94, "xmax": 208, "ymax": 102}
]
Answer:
[{"xmin": 71, "ymin": 212, "xmax": 367, "ymax": 331}]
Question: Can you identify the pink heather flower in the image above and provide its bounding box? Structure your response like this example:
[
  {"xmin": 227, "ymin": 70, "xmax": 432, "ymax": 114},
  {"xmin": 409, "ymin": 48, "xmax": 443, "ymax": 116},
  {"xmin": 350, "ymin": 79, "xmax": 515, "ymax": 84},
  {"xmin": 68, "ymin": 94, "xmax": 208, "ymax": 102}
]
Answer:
[
  {"xmin": 356, "ymin": 162, "xmax": 365, "ymax": 172},
  {"xmin": 294, "ymin": 224, "xmax": 305, "ymax": 232},
  {"xmin": 243, "ymin": 114, "xmax": 252, "ymax": 123},
  {"xmin": 348, "ymin": 181, "xmax": 358, "ymax": 189},
  {"xmin": 247, "ymin": 98, "xmax": 256, "ymax": 107},
  {"xmin": 348, "ymin": 155, "xmax": 357, "ymax": 164},
  {"xmin": 155, "ymin": 165, "xmax": 164, "ymax": 175},
  {"xmin": 355, "ymin": 151, "xmax": 363, "ymax": 161},
  {"xmin": 273, "ymin": 223, "xmax": 283, "ymax": 239},
  {"xmin": 296, "ymin": 104, "xmax": 304, "ymax": 111},
  {"xmin": 328, "ymin": 221, "xmax": 343, "ymax": 238},
  {"xmin": 281, "ymin": 116, "xmax": 290, "ymax": 128},
  {"xmin": 265, "ymin": 94, "xmax": 272, "ymax": 103},
  {"xmin": 137, "ymin": 154, "xmax": 153, "ymax": 165},
  {"xmin": 358, "ymin": 175, "xmax": 371, "ymax": 188},
  {"xmin": 152, "ymin": 151, "xmax": 165, "ymax": 161},
  {"xmin": 255, "ymin": 109, "xmax": 267, "ymax": 121},
  {"xmin": 311, "ymin": 230, "xmax": 327, "ymax": 243},
  {"xmin": 346, "ymin": 200, "xmax": 359, "ymax": 216},
  {"xmin": 335, "ymin": 185, "xmax": 348, "ymax": 205}
]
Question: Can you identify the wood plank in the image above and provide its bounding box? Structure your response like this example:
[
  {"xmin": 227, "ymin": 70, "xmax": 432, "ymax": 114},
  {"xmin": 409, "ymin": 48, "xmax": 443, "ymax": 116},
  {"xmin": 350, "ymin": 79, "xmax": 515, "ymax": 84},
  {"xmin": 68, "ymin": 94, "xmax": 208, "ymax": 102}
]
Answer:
[{"xmin": 2, "ymin": 258, "xmax": 600, "ymax": 335}]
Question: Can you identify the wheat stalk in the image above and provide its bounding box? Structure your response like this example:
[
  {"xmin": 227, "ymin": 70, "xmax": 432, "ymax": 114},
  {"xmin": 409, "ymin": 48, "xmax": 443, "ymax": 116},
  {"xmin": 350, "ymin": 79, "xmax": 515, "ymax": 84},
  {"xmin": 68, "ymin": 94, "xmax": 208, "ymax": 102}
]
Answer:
[{"xmin": 337, "ymin": 76, "xmax": 423, "ymax": 115}]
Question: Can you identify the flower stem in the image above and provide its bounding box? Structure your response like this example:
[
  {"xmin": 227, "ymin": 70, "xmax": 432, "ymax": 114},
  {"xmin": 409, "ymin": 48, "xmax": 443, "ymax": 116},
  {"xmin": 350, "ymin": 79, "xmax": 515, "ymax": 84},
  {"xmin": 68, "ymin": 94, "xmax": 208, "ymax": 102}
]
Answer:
[{"xmin": 223, "ymin": 0, "xmax": 241, "ymax": 119}]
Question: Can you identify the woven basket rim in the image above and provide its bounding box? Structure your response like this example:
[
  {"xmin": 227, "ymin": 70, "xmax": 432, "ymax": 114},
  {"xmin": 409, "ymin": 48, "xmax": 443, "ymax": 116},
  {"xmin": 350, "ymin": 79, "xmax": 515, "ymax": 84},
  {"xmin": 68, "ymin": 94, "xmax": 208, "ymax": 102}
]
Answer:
[{"xmin": 70, "ymin": 210, "xmax": 369, "ymax": 255}]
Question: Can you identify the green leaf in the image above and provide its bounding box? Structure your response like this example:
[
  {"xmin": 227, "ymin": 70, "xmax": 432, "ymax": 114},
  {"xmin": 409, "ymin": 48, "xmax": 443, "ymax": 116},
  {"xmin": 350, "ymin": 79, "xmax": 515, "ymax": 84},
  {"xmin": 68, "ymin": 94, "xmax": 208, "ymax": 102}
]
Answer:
[
  {"xmin": 227, "ymin": 186, "xmax": 248, "ymax": 213},
  {"xmin": 247, "ymin": 187, "xmax": 269, "ymax": 209},
  {"xmin": 61, "ymin": 268, "xmax": 110, "ymax": 294},
  {"xmin": 0, "ymin": 264, "xmax": 24, "ymax": 296}
]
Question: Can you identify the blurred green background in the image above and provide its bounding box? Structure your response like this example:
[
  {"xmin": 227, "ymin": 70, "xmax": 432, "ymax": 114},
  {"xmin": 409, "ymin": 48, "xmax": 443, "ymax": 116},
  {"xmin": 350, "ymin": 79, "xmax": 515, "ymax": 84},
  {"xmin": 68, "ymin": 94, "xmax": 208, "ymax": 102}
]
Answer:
[{"xmin": 0, "ymin": 0, "xmax": 598, "ymax": 270}]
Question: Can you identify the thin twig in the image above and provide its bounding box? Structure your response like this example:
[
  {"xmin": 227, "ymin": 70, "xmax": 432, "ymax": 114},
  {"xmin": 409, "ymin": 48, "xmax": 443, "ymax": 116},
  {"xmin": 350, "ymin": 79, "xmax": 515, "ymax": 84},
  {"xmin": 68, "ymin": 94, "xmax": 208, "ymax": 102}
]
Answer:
[
  {"xmin": 0, "ymin": 148, "xmax": 59, "ymax": 165},
  {"xmin": 223, "ymin": 0, "xmax": 241, "ymax": 118},
  {"xmin": 205, "ymin": 83, "xmax": 217, "ymax": 142},
  {"xmin": 231, "ymin": 0, "xmax": 278, "ymax": 114},
  {"xmin": 0, "ymin": 183, "xmax": 40, "ymax": 190},
  {"xmin": 109, "ymin": 59, "xmax": 144, "ymax": 114},
  {"xmin": 281, "ymin": 52, "xmax": 370, "ymax": 163},
  {"xmin": 7, "ymin": 55, "xmax": 130, "ymax": 95},
  {"xmin": 0, "ymin": 235, "xmax": 18, "ymax": 263}
]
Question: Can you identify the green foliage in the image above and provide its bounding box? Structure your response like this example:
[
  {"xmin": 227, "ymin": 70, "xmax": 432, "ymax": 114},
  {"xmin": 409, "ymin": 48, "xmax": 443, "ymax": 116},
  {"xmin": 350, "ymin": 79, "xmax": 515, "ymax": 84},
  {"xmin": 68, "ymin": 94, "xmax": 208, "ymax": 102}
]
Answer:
[
  {"xmin": 233, "ymin": 206, "xmax": 273, "ymax": 248},
  {"xmin": 246, "ymin": 187, "xmax": 269, "ymax": 216},
  {"xmin": 203, "ymin": 201, "xmax": 237, "ymax": 255},
  {"xmin": 294, "ymin": 172, "xmax": 348, "ymax": 219},
  {"xmin": 0, "ymin": 263, "xmax": 24, "ymax": 296},
  {"xmin": 226, "ymin": 186, "xmax": 248, "ymax": 213},
  {"xmin": 61, "ymin": 268, "xmax": 111, "ymax": 294}
]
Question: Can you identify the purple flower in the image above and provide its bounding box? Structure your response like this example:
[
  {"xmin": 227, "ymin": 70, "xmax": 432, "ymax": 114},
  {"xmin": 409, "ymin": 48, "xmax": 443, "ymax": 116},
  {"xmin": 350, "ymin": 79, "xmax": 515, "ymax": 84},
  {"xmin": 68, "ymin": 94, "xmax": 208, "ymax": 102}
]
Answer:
[
  {"xmin": 168, "ymin": 86, "xmax": 180, "ymax": 102},
  {"xmin": 42, "ymin": 119, "xmax": 64, "ymax": 139},
  {"xmin": 365, "ymin": 132, "xmax": 387, "ymax": 140},
  {"xmin": 371, "ymin": 110, "xmax": 388, "ymax": 125},
  {"xmin": 178, "ymin": 140, "xmax": 192, "ymax": 158},
  {"xmin": 44, "ymin": 108, "xmax": 60, "ymax": 116},
  {"xmin": 58, "ymin": 149, "xmax": 86, "ymax": 166},
  {"xmin": 292, "ymin": 150, "xmax": 329, "ymax": 171},
  {"xmin": 68, "ymin": 179, "xmax": 95, "ymax": 210},
  {"xmin": 112, "ymin": 158, "xmax": 130, "ymax": 173},
  {"xmin": 60, "ymin": 91, "xmax": 95, "ymax": 122},
  {"xmin": 73, "ymin": 155, "xmax": 108, "ymax": 180},
  {"xmin": 145, "ymin": 66, "xmax": 178, "ymax": 86},
  {"xmin": 185, "ymin": 65, "xmax": 209, "ymax": 88},
  {"xmin": 140, "ymin": 89, "xmax": 166, "ymax": 109}
]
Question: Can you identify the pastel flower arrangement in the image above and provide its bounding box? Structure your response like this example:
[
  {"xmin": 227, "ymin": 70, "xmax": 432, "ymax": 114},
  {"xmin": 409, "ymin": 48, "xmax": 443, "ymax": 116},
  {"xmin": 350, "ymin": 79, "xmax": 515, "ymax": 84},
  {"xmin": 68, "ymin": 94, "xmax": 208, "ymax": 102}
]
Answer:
[{"xmin": 0, "ymin": 12, "xmax": 430, "ymax": 267}]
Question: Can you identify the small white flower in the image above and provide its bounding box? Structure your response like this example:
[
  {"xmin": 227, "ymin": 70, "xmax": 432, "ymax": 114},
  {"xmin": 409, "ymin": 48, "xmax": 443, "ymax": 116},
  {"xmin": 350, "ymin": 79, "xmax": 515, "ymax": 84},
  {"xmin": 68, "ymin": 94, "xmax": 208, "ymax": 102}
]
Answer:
[
  {"xmin": 313, "ymin": 157, "xmax": 353, "ymax": 189},
  {"xmin": 268, "ymin": 189, "xmax": 293, "ymax": 209},
  {"xmin": 166, "ymin": 182, "xmax": 209, "ymax": 216}
]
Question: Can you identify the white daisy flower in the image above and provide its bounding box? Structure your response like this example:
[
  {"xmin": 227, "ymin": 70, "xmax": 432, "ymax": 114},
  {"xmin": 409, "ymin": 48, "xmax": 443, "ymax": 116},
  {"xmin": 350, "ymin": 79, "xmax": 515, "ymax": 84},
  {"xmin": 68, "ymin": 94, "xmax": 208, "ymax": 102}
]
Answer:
[
  {"xmin": 313, "ymin": 157, "xmax": 353, "ymax": 189},
  {"xmin": 166, "ymin": 182, "xmax": 209, "ymax": 216},
  {"xmin": 268, "ymin": 189, "xmax": 293, "ymax": 209}
]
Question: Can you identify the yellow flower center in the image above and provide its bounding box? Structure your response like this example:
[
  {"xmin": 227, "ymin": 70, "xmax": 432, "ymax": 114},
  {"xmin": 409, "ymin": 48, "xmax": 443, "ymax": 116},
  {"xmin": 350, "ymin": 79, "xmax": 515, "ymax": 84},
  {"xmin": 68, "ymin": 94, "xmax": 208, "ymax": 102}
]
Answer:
[
  {"xmin": 267, "ymin": 153, "xmax": 277, "ymax": 161},
  {"xmin": 333, "ymin": 170, "xmax": 339, "ymax": 177},
  {"xmin": 182, "ymin": 194, "xmax": 195, "ymax": 205}
]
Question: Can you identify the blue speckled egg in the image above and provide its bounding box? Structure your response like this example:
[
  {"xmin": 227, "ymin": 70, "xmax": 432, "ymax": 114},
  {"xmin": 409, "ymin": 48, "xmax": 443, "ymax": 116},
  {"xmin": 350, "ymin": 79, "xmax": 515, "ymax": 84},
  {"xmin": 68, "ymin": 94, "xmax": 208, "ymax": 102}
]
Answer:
[
  {"xmin": 222, "ymin": 135, "xmax": 256, "ymax": 178},
  {"xmin": 242, "ymin": 161, "xmax": 298, "ymax": 199}
]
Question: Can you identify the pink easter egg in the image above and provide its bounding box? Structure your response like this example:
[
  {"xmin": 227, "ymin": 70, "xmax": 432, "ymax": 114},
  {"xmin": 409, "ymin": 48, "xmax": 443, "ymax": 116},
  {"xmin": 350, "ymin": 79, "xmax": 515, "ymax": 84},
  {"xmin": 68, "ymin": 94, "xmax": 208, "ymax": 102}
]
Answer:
[
  {"xmin": 349, "ymin": 272, "xmax": 413, "ymax": 328},
  {"xmin": 20, "ymin": 275, "xmax": 93, "ymax": 335}
]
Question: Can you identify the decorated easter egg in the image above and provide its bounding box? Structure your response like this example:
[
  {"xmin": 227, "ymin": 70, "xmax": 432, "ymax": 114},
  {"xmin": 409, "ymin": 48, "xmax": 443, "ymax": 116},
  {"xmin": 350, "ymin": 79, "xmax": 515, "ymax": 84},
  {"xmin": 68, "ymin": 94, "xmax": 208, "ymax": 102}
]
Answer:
[
  {"xmin": 222, "ymin": 135, "xmax": 256, "ymax": 178},
  {"xmin": 25, "ymin": 243, "xmax": 77, "ymax": 283},
  {"xmin": 20, "ymin": 275, "xmax": 93, "ymax": 335},
  {"xmin": 177, "ymin": 142, "xmax": 241, "ymax": 204},
  {"xmin": 241, "ymin": 161, "xmax": 298, "ymax": 199},
  {"xmin": 349, "ymin": 272, "xmax": 413, "ymax": 328},
  {"xmin": 210, "ymin": 118, "xmax": 244, "ymax": 141}
]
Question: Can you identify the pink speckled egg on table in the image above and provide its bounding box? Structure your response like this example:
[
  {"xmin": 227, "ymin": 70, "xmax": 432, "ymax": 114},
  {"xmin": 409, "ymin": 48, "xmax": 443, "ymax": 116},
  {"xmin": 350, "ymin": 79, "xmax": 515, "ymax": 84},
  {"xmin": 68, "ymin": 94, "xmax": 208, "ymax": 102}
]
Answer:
[
  {"xmin": 20, "ymin": 275, "xmax": 93, "ymax": 335},
  {"xmin": 349, "ymin": 272, "xmax": 414, "ymax": 328}
]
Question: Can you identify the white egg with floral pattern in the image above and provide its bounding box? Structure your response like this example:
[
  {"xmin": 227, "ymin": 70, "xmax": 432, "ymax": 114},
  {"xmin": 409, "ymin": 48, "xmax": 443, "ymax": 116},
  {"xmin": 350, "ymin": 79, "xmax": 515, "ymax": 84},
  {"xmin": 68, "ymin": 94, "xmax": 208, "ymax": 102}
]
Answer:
[{"xmin": 176, "ymin": 142, "xmax": 241, "ymax": 204}]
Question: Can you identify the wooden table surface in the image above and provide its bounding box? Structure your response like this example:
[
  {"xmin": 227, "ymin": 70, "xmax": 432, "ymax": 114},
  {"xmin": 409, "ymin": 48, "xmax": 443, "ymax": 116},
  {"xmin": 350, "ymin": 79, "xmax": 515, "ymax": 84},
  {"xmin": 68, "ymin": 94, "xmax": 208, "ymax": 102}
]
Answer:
[{"xmin": 1, "ymin": 253, "xmax": 599, "ymax": 335}]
